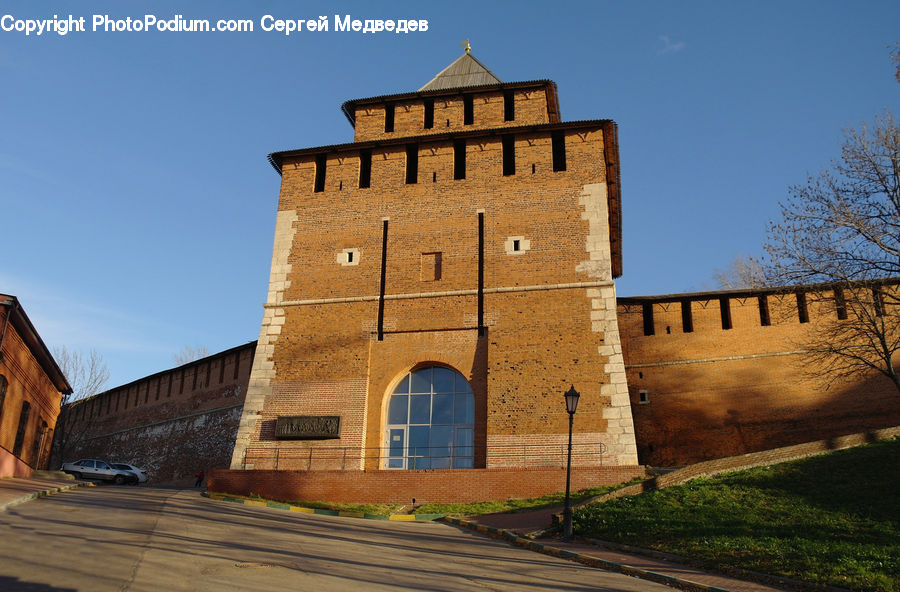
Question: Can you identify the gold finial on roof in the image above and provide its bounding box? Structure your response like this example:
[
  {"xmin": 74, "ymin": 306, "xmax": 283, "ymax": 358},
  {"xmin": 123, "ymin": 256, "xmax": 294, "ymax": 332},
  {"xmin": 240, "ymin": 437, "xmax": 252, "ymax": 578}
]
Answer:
[{"xmin": 460, "ymin": 39, "xmax": 471, "ymax": 53}]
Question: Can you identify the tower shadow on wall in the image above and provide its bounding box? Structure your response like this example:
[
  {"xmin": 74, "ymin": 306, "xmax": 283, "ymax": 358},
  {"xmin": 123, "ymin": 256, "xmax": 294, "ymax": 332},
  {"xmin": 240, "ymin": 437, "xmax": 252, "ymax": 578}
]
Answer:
[
  {"xmin": 632, "ymin": 363, "xmax": 900, "ymax": 467},
  {"xmin": 473, "ymin": 328, "xmax": 489, "ymax": 469}
]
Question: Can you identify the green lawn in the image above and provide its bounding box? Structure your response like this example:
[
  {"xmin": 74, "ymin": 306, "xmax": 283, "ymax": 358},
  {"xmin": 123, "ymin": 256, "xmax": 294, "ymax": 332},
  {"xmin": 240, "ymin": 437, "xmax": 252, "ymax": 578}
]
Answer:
[
  {"xmin": 416, "ymin": 480, "xmax": 640, "ymax": 516},
  {"xmin": 235, "ymin": 481, "xmax": 637, "ymax": 518},
  {"xmin": 574, "ymin": 438, "xmax": 900, "ymax": 592}
]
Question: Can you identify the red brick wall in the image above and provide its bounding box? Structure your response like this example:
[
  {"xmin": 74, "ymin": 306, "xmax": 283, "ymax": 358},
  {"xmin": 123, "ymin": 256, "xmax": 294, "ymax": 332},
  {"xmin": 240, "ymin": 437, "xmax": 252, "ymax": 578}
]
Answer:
[
  {"xmin": 352, "ymin": 86, "xmax": 552, "ymax": 142},
  {"xmin": 620, "ymin": 287, "xmax": 900, "ymax": 466},
  {"xmin": 0, "ymin": 306, "xmax": 62, "ymax": 476},
  {"xmin": 209, "ymin": 465, "xmax": 645, "ymax": 504},
  {"xmin": 247, "ymin": 119, "xmax": 626, "ymax": 470}
]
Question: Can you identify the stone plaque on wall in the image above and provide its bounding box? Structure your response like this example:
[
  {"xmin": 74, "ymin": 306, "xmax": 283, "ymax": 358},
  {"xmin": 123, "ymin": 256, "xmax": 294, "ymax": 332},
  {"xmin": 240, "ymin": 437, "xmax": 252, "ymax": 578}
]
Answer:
[{"xmin": 275, "ymin": 415, "xmax": 341, "ymax": 440}]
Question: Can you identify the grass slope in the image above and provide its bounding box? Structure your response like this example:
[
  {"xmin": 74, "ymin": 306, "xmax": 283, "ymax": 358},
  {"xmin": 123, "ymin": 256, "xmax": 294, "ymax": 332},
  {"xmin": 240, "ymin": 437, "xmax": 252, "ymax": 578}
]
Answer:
[
  {"xmin": 574, "ymin": 438, "xmax": 900, "ymax": 592},
  {"xmin": 416, "ymin": 480, "xmax": 641, "ymax": 516}
]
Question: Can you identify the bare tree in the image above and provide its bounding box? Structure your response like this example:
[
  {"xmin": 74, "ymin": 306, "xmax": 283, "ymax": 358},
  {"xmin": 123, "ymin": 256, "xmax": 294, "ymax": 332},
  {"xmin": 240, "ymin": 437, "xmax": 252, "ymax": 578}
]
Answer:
[
  {"xmin": 713, "ymin": 254, "xmax": 769, "ymax": 289},
  {"xmin": 53, "ymin": 347, "xmax": 110, "ymax": 402},
  {"xmin": 891, "ymin": 42, "xmax": 900, "ymax": 84},
  {"xmin": 765, "ymin": 111, "xmax": 900, "ymax": 393},
  {"xmin": 50, "ymin": 346, "xmax": 110, "ymax": 464},
  {"xmin": 173, "ymin": 345, "xmax": 210, "ymax": 366}
]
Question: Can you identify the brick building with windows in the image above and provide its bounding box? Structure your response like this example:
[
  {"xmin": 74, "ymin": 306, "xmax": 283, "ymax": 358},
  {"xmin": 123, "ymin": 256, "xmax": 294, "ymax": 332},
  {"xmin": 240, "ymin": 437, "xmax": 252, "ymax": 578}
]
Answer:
[
  {"xmin": 0, "ymin": 295, "xmax": 72, "ymax": 477},
  {"xmin": 214, "ymin": 51, "xmax": 643, "ymax": 503}
]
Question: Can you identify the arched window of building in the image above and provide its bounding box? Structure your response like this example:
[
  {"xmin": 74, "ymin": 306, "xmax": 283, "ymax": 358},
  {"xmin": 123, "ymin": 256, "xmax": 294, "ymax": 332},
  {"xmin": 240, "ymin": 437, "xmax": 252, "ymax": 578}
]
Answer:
[
  {"xmin": 31, "ymin": 419, "xmax": 47, "ymax": 467},
  {"xmin": 0, "ymin": 374, "xmax": 7, "ymax": 420},
  {"xmin": 13, "ymin": 400, "xmax": 31, "ymax": 457},
  {"xmin": 385, "ymin": 366, "xmax": 474, "ymax": 469}
]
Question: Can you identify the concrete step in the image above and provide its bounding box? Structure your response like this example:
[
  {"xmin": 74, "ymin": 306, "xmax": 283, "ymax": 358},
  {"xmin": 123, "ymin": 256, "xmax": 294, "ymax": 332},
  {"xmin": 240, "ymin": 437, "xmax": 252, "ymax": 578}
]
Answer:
[{"xmin": 30, "ymin": 470, "xmax": 75, "ymax": 481}]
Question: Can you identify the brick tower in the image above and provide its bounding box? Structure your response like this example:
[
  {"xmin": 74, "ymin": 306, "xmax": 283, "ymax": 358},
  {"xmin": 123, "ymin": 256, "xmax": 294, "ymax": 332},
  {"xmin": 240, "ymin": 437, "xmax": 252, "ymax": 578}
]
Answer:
[{"xmin": 230, "ymin": 50, "xmax": 638, "ymax": 494}]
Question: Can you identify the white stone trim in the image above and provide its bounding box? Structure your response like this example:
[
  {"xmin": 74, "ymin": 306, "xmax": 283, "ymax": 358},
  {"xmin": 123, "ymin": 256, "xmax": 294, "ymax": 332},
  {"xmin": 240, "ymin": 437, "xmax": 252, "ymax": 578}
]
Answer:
[
  {"xmin": 578, "ymin": 182, "xmax": 638, "ymax": 465},
  {"xmin": 337, "ymin": 248, "xmax": 360, "ymax": 266},
  {"xmin": 504, "ymin": 235, "xmax": 531, "ymax": 255},
  {"xmin": 263, "ymin": 280, "xmax": 614, "ymax": 308},
  {"xmin": 230, "ymin": 209, "xmax": 298, "ymax": 469}
]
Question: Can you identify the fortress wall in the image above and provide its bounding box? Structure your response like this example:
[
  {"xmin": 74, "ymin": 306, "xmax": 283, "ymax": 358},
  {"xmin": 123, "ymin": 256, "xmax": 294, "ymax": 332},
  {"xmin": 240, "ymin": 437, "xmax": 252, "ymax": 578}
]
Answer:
[{"xmin": 619, "ymin": 285, "xmax": 900, "ymax": 466}]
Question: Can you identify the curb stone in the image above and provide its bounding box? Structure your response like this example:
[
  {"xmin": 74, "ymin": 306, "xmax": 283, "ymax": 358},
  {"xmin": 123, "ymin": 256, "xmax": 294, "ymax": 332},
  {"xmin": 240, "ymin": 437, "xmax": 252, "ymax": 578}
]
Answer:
[
  {"xmin": 0, "ymin": 480, "xmax": 96, "ymax": 512},
  {"xmin": 441, "ymin": 516, "xmax": 734, "ymax": 592},
  {"xmin": 579, "ymin": 537, "xmax": 852, "ymax": 592},
  {"xmin": 202, "ymin": 492, "xmax": 445, "ymax": 522}
]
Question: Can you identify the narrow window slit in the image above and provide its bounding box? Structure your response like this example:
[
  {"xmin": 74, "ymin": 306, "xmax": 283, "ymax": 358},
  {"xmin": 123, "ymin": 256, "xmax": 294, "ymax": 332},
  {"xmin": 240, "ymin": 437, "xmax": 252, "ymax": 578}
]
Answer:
[
  {"xmin": 423, "ymin": 99, "xmax": 434, "ymax": 129},
  {"xmin": 873, "ymin": 288, "xmax": 885, "ymax": 316},
  {"xmin": 454, "ymin": 139, "xmax": 466, "ymax": 180},
  {"xmin": 720, "ymin": 297, "xmax": 732, "ymax": 330},
  {"xmin": 552, "ymin": 130, "xmax": 567, "ymax": 172},
  {"xmin": 797, "ymin": 292, "xmax": 809, "ymax": 323},
  {"xmin": 405, "ymin": 144, "xmax": 418, "ymax": 184},
  {"xmin": 759, "ymin": 295, "xmax": 771, "ymax": 326},
  {"xmin": 358, "ymin": 149, "xmax": 372, "ymax": 189},
  {"xmin": 502, "ymin": 135, "xmax": 515, "ymax": 176},
  {"xmin": 314, "ymin": 154, "xmax": 326, "ymax": 193},
  {"xmin": 681, "ymin": 299, "xmax": 693, "ymax": 333},
  {"xmin": 834, "ymin": 288, "xmax": 847, "ymax": 320},
  {"xmin": 503, "ymin": 90, "xmax": 515, "ymax": 121},
  {"xmin": 384, "ymin": 102, "xmax": 395, "ymax": 133},
  {"xmin": 642, "ymin": 303, "xmax": 654, "ymax": 336}
]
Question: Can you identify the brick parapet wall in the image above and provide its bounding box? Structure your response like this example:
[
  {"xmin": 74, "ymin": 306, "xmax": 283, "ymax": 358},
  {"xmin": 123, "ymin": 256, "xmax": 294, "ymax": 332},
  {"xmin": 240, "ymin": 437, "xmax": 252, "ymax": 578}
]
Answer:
[
  {"xmin": 209, "ymin": 464, "xmax": 646, "ymax": 504},
  {"xmin": 619, "ymin": 284, "xmax": 900, "ymax": 465},
  {"xmin": 352, "ymin": 86, "xmax": 552, "ymax": 142}
]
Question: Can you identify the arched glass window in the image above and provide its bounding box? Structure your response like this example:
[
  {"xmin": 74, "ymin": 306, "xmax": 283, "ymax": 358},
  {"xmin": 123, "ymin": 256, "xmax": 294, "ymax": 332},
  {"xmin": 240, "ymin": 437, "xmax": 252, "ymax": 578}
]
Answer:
[{"xmin": 385, "ymin": 366, "xmax": 474, "ymax": 469}]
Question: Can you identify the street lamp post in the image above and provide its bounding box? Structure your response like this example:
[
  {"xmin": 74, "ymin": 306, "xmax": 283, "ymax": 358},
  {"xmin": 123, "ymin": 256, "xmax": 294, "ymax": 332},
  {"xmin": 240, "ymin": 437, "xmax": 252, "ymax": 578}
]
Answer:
[{"xmin": 562, "ymin": 385, "xmax": 580, "ymax": 541}]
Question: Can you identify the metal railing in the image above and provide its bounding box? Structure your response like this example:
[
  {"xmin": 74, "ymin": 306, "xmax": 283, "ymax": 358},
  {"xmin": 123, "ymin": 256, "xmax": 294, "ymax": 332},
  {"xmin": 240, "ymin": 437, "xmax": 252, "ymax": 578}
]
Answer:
[{"xmin": 240, "ymin": 442, "xmax": 607, "ymax": 471}]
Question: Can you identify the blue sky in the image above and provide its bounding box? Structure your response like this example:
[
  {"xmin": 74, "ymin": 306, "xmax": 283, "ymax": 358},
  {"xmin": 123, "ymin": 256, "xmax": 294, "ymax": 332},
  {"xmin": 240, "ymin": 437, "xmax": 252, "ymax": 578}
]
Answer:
[{"xmin": 1, "ymin": 1, "xmax": 898, "ymax": 391}]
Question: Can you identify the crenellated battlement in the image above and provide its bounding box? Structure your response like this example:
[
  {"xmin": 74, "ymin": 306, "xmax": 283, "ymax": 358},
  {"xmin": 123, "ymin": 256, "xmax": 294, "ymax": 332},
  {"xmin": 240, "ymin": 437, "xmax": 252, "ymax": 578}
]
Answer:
[{"xmin": 344, "ymin": 81, "xmax": 560, "ymax": 142}]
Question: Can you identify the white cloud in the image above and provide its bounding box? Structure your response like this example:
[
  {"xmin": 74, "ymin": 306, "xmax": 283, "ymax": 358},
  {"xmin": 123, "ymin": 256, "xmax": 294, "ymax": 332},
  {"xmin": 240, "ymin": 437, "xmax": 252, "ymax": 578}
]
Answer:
[
  {"xmin": 659, "ymin": 35, "xmax": 686, "ymax": 55},
  {"xmin": 0, "ymin": 272, "xmax": 171, "ymax": 354},
  {"xmin": 0, "ymin": 152, "xmax": 55, "ymax": 184}
]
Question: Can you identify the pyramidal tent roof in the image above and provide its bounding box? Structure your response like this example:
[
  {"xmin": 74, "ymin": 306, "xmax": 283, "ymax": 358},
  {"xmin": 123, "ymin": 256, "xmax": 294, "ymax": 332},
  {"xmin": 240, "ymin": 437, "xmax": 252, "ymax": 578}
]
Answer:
[{"xmin": 419, "ymin": 52, "xmax": 502, "ymax": 91}]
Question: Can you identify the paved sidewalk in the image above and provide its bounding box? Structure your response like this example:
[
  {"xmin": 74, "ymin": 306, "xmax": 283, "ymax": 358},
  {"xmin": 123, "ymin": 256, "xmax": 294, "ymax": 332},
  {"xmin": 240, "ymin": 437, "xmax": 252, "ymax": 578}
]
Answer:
[
  {"xmin": 0, "ymin": 474, "xmax": 94, "ymax": 512},
  {"xmin": 0, "ymin": 477, "xmax": 810, "ymax": 592},
  {"xmin": 461, "ymin": 508, "xmax": 799, "ymax": 592}
]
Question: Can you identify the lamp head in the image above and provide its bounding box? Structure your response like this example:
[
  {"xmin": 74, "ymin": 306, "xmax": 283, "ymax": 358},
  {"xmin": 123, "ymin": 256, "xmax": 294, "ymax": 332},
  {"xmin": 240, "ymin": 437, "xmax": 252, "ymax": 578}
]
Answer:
[{"xmin": 564, "ymin": 385, "xmax": 580, "ymax": 414}]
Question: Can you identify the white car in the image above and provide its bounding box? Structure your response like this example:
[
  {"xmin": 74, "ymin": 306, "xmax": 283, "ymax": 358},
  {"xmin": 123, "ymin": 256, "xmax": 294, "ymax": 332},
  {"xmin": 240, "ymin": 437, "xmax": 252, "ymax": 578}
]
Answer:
[
  {"xmin": 110, "ymin": 462, "xmax": 149, "ymax": 483},
  {"xmin": 60, "ymin": 459, "xmax": 137, "ymax": 484}
]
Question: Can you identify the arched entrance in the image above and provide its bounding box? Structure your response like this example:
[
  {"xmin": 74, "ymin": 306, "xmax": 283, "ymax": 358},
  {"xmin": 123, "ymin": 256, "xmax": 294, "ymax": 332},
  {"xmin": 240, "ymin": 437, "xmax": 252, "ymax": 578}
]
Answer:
[{"xmin": 384, "ymin": 366, "xmax": 474, "ymax": 469}]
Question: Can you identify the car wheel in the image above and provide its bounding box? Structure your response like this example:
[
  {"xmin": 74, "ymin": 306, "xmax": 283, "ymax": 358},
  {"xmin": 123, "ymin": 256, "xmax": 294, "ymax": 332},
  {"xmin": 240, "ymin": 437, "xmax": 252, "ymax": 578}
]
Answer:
[
  {"xmin": 114, "ymin": 475, "xmax": 125, "ymax": 485},
  {"xmin": 71, "ymin": 472, "xmax": 82, "ymax": 480}
]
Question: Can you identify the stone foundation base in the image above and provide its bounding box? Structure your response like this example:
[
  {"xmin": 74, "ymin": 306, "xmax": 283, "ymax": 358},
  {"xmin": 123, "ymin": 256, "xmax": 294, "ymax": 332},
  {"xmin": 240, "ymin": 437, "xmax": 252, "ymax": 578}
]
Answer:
[{"xmin": 209, "ymin": 465, "xmax": 646, "ymax": 504}]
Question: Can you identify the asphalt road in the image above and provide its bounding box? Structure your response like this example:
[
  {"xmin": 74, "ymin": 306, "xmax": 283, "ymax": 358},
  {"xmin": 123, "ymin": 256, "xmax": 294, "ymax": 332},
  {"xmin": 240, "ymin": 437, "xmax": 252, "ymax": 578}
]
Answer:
[{"xmin": 0, "ymin": 486, "xmax": 673, "ymax": 591}]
